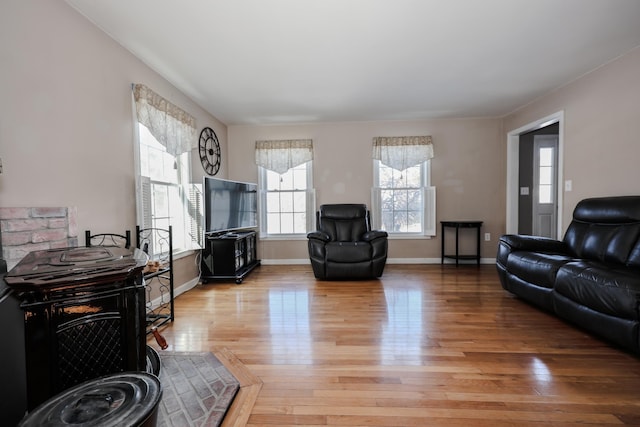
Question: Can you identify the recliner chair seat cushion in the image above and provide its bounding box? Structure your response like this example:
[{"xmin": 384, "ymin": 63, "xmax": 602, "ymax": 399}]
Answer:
[
  {"xmin": 325, "ymin": 242, "xmax": 371, "ymax": 263},
  {"xmin": 506, "ymin": 252, "xmax": 574, "ymax": 288},
  {"xmin": 555, "ymin": 261, "xmax": 640, "ymax": 321}
]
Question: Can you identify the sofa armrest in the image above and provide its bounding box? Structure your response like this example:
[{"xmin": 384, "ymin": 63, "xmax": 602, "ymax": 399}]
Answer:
[
  {"xmin": 497, "ymin": 234, "xmax": 569, "ymax": 269},
  {"xmin": 307, "ymin": 230, "xmax": 331, "ymax": 242},
  {"xmin": 499, "ymin": 234, "xmax": 568, "ymax": 253},
  {"xmin": 361, "ymin": 230, "xmax": 388, "ymax": 242}
]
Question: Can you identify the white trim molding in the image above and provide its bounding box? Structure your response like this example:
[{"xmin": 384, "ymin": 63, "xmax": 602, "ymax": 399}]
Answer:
[
  {"xmin": 147, "ymin": 277, "xmax": 199, "ymax": 310},
  {"xmin": 260, "ymin": 257, "xmax": 496, "ymax": 265},
  {"xmin": 506, "ymin": 111, "xmax": 564, "ymax": 236}
]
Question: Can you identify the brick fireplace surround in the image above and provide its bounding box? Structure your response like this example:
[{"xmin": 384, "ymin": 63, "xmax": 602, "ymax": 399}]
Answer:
[{"xmin": 0, "ymin": 207, "xmax": 78, "ymax": 271}]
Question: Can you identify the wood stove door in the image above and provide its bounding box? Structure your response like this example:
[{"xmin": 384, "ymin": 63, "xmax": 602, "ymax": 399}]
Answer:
[{"xmin": 23, "ymin": 283, "xmax": 146, "ymax": 410}]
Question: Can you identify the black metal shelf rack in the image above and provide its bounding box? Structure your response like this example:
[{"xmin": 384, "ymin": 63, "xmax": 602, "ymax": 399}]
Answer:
[{"xmin": 136, "ymin": 226, "xmax": 174, "ymax": 333}]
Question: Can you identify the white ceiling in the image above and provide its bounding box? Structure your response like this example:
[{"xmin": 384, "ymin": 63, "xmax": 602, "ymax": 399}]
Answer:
[{"xmin": 65, "ymin": 0, "xmax": 640, "ymax": 126}]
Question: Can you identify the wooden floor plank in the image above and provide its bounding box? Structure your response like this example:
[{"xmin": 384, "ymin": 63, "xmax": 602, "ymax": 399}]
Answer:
[
  {"xmin": 152, "ymin": 264, "xmax": 640, "ymax": 426},
  {"xmin": 215, "ymin": 347, "xmax": 263, "ymax": 427}
]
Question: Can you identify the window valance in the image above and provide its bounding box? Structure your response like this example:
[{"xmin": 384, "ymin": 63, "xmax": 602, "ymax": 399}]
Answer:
[
  {"xmin": 133, "ymin": 84, "xmax": 196, "ymax": 156},
  {"xmin": 255, "ymin": 139, "xmax": 313, "ymax": 174},
  {"xmin": 372, "ymin": 135, "xmax": 434, "ymax": 171}
]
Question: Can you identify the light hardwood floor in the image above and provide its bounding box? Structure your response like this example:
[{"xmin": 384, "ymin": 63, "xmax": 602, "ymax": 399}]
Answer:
[{"xmin": 152, "ymin": 264, "xmax": 640, "ymax": 426}]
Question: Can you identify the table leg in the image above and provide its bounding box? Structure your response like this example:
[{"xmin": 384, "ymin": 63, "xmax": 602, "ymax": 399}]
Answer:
[
  {"xmin": 455, "ymin": 225, "xmax": 459, "ymax": 267},
  {"xmin": 441, "ymin": 223, "xmax": 444, "ymax": 264},
  {"xmin": 476, "ymin": 226, "xmax": 481, "ymax": 266}
]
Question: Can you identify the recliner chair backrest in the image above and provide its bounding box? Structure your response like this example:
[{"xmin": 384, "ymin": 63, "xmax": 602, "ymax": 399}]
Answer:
[
  {"xmin": 318, "ymin": 204, "xmax": 370, "ymax": 242},
  {"xmin": 563, "ymin": 196, "xmax": 640, "ymax": 266}
]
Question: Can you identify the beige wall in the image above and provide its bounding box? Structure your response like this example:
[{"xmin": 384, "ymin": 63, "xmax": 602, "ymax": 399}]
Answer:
[
  {"xmin": 0, "ymin": 0, "xmax": 226, "ymax": 284},
  {"xmin": 229, "ymin": 118, "xmax": 505, "ymax": 262},
  {"xmin": 502, "ymin": 46, "xmax": 640, "ymax": 229},
  {"xmin": 4, "ymin": 1, "xmax": 637, "ymax": 267}
]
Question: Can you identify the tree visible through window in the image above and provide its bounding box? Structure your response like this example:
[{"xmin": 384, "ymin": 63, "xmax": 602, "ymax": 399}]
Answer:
[
  {"xmin": 379, "ymin": 163, "xmax": 423, "ymax": 232},
  {"xmin": 373, "ymin": 160, "xmax": 434, "ymax": 236}
]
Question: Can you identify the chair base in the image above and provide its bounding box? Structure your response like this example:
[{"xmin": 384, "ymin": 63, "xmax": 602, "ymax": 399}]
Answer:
[{"xmin": 310, "ymin": 258, "xmax": 387, "ymax": 280}]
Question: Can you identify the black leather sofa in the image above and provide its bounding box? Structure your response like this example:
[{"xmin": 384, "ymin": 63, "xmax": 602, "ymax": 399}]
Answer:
[
  {"xmin": 307, "ymin": 204, "xmax": 388, "ymax": 279},
  {"xmin": 496, "ymin": 196, "xmax": 640, "ymax": 355}
]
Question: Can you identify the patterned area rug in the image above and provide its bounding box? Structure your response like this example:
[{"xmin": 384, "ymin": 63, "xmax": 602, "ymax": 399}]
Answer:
[{"xmin": 157, "ymin": 352, "xmax": 240, "ymax": 427}]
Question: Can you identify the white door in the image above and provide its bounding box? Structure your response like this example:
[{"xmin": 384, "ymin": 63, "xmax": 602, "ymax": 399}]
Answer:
[{"xmin": 532, "ymin": 135, "xmax": 558, "ymax": 238}]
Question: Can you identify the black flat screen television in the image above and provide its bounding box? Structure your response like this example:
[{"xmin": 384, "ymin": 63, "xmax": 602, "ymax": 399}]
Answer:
[{"xmin": 203, "ymin": 177, "xmax": 258, "ymax": 235}]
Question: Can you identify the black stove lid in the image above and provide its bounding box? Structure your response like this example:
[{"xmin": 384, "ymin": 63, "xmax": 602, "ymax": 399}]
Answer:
[
  {"xmin": 18, "ymin": 372, "xmax": 162, "ymax": 427},
  {"xmin": 4, "ymin": 247, "xmax": 148, "ymax": 291}
]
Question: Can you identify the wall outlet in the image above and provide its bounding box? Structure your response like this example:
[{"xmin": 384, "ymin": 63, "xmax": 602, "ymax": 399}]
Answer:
[{"xmin": 484, "ymin": 233, "xmax": 491, "ymax": 241}]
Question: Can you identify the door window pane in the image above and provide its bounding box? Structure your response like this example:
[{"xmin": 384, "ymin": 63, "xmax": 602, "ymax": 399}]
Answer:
[
  {"xmin": 539, "ymin": 147, "xmax": 553, "ymax": 167},
  {"xmin": 538, "ymin": 147, "xmax": 554, "ymax": 204},
  {"xmin": 539, "ymin": 185, "xmax": 552, "ymax": 204}
]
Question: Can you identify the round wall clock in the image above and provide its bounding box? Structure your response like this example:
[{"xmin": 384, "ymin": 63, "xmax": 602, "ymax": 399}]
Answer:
[{"xmin": 199, "ymin": 127, "xmax": 221, "ymax": 175}]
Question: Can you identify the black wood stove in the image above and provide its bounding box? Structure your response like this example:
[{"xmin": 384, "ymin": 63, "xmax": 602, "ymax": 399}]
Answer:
[{"xmin": 4, "ymin": 246, "xmax": 148, "ymax": 410}]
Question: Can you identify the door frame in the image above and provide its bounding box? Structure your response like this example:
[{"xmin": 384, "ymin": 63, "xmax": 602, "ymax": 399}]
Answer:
[
  {"xmin": 532, "ymin": 135, "xmax": 559, "ymax": 238},
  {"xmin": 506, "ymin": 111, "xmax": 564, "ymax": 235}
]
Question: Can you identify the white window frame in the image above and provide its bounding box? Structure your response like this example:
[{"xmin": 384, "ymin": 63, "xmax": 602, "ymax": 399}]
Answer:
[
  {"xmin": 258, "ymin": 161, "xmax": 315, "ymax": 239},
  {"xmin": 134, "ymin": 123, "xmax": 197, "ymax": 255},
  {"xmin": 372, "ymin": 159, "xmax": 436, "ymax": 238}
]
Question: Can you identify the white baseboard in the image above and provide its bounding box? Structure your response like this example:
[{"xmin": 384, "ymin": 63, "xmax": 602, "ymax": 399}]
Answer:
[
  {"xmin": 260, "ymin": 258, "xmax": 311, "ymax": 265},
  {"xmin": 147, "ymin": 276, "xmax": 199, "ymax": 310},
  {"xmin": 260, "ymin": 258, "xmax": 496, "ymax": 265},
  {"xmin": 438, "ymin": 258, "xmax": 496, "ymax": 265}
]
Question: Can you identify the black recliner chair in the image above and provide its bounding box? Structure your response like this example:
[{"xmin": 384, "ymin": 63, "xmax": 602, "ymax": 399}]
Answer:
[{"xmin": 307, "ymin": 204, "xmax": 388, "ymax": 279}]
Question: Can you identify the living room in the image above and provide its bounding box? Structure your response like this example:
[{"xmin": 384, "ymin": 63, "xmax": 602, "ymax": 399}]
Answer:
[
  {"xmin": 2, "ymin": 0, "xmax": 640, "ymax": 425},
  {"xmin": 2, "ymin": 1, "xmax": 640, "ymax": 270}
]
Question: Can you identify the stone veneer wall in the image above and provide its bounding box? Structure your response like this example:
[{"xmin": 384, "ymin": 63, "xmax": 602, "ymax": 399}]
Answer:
[{"xmin": 0, "ymin": 207, "xmax": 78, "ymax": 270}]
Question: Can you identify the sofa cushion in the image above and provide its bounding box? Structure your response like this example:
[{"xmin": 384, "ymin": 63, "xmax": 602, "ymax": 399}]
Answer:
[
  {"xmin": 555, "ymin": 261, "xmax": 640, "ymax": 321},
  {"xmin": 564, "ymin": 222, "xmax": 640, "ymax": 264},
  {"xmin": 563, "ymin": 196, "xmax": 640, "ymax": 265},
  {"xmin": 506, "ymin": 251, "xmax": 574, "ymax": 289},
  {"xmin": 626, "ymin": 239, "xmax": 640, "ymax": 268}
]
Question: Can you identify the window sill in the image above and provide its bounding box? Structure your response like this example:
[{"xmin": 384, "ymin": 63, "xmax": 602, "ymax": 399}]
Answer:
[
  {"xmin": 173, "ymin": 249, "xmax": 198, "ymax": 260},
  {"xmin": 141, "ymin": 248, "xmax": 196, "ymax": 262}
]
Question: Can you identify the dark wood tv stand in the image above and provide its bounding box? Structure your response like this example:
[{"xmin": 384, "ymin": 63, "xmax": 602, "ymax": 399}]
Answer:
[{"xmin": 201, "ymin": 230, "xmax": 260, "ymax": 284}]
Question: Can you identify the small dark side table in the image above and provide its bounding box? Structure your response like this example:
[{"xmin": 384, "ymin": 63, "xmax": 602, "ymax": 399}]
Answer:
[{"xmin": 441, "ymin": 221, "xmax": 483, "ymax": 266}]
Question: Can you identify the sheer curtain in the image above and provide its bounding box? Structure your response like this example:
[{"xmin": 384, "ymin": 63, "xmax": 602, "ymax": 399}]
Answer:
[
  {"xmin": 255, "ymin": 139, "xmax": 314, "ymax": 174},
  {"xmin": 372, "ymin": 136, "xmax": 434, "ymax": 171},
  {"xmin": 133, "ymin": 84, "xmax": 196, "ymax": 156}
]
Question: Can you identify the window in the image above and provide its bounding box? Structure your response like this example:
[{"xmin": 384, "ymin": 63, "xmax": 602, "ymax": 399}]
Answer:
[
  {"xmin": 258, "ymin": 162, "xmax": 314, "ymax": 237},
  {"xmin": 133, "ymin": 84, "xmax": 198, "ymax": 254},
  {"xmin": 136, "ymin": 123, "xmax": 194, "ymax": 252},
  {"xmin": 372, "ymin": 160, "xmax": 435, "ymax": 236},
  {"xmin": 537, "ymin": 147, "xmax": 554, "ymax": 204}
]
